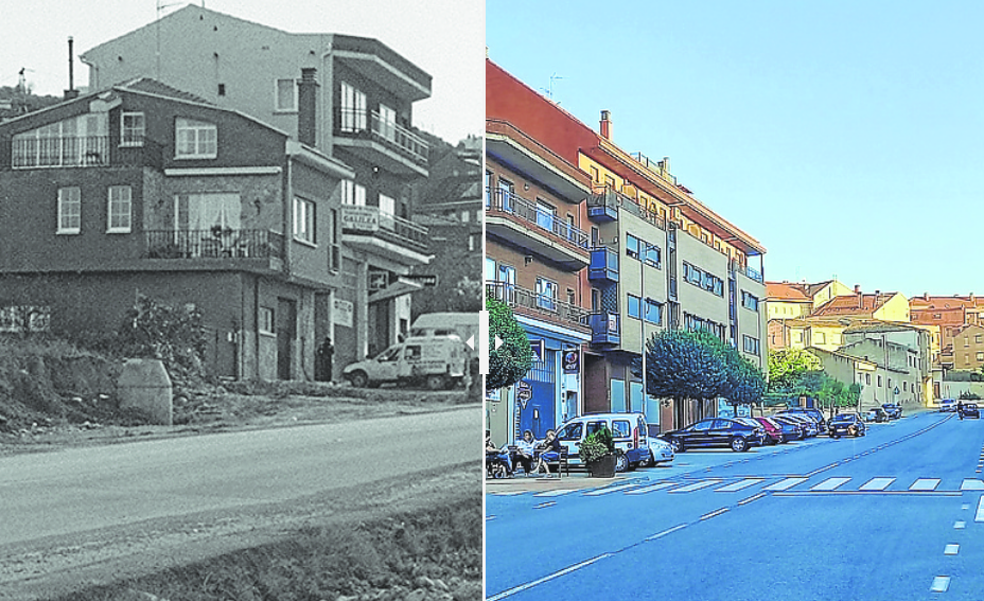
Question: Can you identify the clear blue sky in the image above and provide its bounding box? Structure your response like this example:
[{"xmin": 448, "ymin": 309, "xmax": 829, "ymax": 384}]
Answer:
[{"xmin": 488, "ymin": 1, "xmax": 984, "ymax": 298}]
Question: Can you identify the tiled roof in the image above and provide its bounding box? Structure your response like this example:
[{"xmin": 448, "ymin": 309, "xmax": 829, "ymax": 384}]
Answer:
[
  {"xmin": 811, "ymin": 293, "xmax": 898, "ymax": 317},
  {"xmin": 910, "ymin": 295, "xmax": 984, "ymax": 309},
  {"xmin": 765, "ymin": 282, "xmax": 811, "ymax": 301},
  {"xmin": 118, "ymin": 78, "xmax": 212, "ymax": 105}
]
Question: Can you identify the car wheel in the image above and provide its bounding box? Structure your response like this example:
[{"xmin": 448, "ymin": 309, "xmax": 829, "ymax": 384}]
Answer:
[
  {"xmin": 730, "ymin": 437, "xmax": 749, "ymax": 452},
  {"xmin": 831, "ymin": 432, "xmax": 840, "ymax": 439},
  {"xmin": 778, "ymin": 434, "xmax": 786, "ymax": 444},
  {"xmin": 615, "ymin": 453, "xmax": 629, "ymax": 473},
  {"xmin": 425, "ymin": 374, "xmax": 447, "ymax": 390},
  {"xmin": 349, "ymin": 370, "xmax": 368, "ymax": 388},
  {"xmin": 670, "ymin": 438, "xmax": 684, "ymax": 453},
  {"xmin": 644, "ymin": 450, "xmax": 656, "ymax": 468}
]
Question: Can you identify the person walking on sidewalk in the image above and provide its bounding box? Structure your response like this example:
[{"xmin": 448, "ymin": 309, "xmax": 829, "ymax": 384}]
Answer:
[
  {"xmin": 316, "ymin": 336, "xmax": 335, "ymax": 382},
  {"xmin": 958, "ymin": 400, "xmax": 965, "ymax": 420}
]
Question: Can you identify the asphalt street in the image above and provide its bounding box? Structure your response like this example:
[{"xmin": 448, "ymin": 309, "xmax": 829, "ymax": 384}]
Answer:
[
  {"xmin": 0, "ymin": 407, "xmax": 477, "ymax": 546},
  {"xmin": 486, "ymin": 410, "xmax": 984, "ymax": 601}
]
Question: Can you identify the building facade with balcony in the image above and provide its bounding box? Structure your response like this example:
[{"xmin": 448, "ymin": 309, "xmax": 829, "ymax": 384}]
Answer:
[
  {"xmin": 486, "ymin": 58, "xmax": 768, "ymax": 434},
  {"xmin": 0, "ymin": 78, "xmax": 354, "ymax": 380},
  {"xmin": 484, "ymin": 116, "xmax": 594, "ymax": 446},
  {"xmin": 79, "ymin": 4, "xmax": 433, "ymax": 366}
]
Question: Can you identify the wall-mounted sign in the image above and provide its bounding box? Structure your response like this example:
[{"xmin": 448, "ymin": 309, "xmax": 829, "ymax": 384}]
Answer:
[
  {"xmin": 341, "ymin": 205, "xmax": 379, "ymax": 232},
  {"xmin": 333, "ymin": 298, "xmax": 353, "ymax": 328},
  {"xmin": 563, "ymin": 349, "xmax": 580, "ymax": 373},
  {"xmin": 368, "ymin": 270, "xmax": 389, "ymax": 291},
  {"xmin": 401, "ymin": 274, "xmax": 439, "ymax": 287},
  {"xmin": 529, "ymin": 339, "xmax": 545, "ymax": 363},
  {"xmin": 516, "ymin": 380, "xmax": 533, "ymax": 409}
]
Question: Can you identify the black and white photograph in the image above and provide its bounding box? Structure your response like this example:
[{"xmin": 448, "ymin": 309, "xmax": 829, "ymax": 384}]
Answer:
[{"xmin": 0, "ymin": 1, "xmax": 484, "ymax": 599}]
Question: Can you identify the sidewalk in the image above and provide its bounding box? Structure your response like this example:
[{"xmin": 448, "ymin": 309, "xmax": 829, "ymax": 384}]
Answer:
[{"xmin": 485, "ymin": 469, "xmax": 652, "ymax": 493}]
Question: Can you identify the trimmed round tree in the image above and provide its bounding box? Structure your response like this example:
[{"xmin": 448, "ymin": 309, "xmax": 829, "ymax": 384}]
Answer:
[
  {"xmin": 644, "ymin": 329, "xmax": 728, "ymax": 424},
  {"xmin": 486, "ymin": 295, "xmax": 533, "ymax": 391}
]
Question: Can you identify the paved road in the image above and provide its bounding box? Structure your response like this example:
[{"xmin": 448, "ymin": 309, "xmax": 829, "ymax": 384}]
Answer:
[
  {"xmin": 486, "ymin": 411, "xmax": 984, "ymax": 600},
  {"xmin": 0, "ymin": 407, "xmax": 477, "ymax": 546}
]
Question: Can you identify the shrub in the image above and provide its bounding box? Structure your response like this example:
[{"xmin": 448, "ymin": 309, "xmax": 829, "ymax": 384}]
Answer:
[{"xmin": 113, "ymin": 295, "xmax": 208, "ymax": 378}]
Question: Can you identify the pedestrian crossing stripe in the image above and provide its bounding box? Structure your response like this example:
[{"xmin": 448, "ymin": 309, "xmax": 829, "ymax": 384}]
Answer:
[
  {"xmin": 910, "ymin": 478, "xmax": 941, "ymax": 491},
  {"xmin": 534, "ymin": 489, "xmax": 575, "ymax": 497},
  {"xmin": 715, "ymin": 478, "xmax": 765, "ymax": 492},
  {"xmin": 976, "ymin": 496, "xmax": 984, "ymax": 523},
  {"xmin": 960, "ymin": 479, "xmax": 984, "ymax": 490},
  {"xmin": 859, "ymin": 477, "xmax": 895, "ymax": 491},
  {"xmin": 626, "ymin": 482, "xmax": 676, "ymax": 495},
  {"xmin": 764, "ymin": 477, "xmax": 809, "ymax": 491},
  {"xmin": 583, "ymin": 483, "xmax": 643, "ymax": 496},
  {"xmin": 811, "ymin": 477, "xmax": 851, "ymax": 491},
  {"xmin": 669, "ymin": 479, "xmax": 722, "ymax": 493}
]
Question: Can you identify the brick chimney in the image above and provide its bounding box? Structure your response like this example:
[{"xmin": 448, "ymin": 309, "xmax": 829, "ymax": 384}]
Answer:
[
  {"xmin": 855, "ymin": 284, "xmax": 862, "ymax": 307},
  {"xmin": 600, "ymin": 110, "xmax": 612, "ymax": 140},
  {"xmin": 297, "ymin": 68, "xmax": 318, "ymax": 147}
]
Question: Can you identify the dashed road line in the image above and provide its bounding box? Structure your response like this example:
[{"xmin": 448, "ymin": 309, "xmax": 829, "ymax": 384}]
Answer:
[
  {"xmin": 492, "ymin": 491, "xmax": 527, "ymax": 496},
  {"xmin": 533, "ymin": 501, "xmax": 555, "ymax": 509},
  {"xmin": 646, "ymin": 524, "xmax": 687, "ymax": 541},
  {"xmin": 700, "ymin": 507, "xmax": 729, "ymax": 520},
  {"xmin": 944, "ymin": 544, "xmax": 959, "ymax": 556},
  {"xmin": 859, "ymin": 477, "xmax": 895, "ymax": 491},
  {"xmin": 738, "ymin": 492, "xmax": 766, "ymax": 506},
  {"xmin": 954, "ymin": 521, "xmax": 966, "ymax": 530},
  {"xmin": 486, "ymin": 553, "xmax": 613, "ymax": 601},
  {"xmin": 930, "ymin": 576, "xmax": 950, "ymax": 593}
]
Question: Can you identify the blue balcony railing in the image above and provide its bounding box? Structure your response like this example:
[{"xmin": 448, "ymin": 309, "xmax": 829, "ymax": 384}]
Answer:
[
  {"xmin": 487, "ymin": 188, "xmax": 590, "ymax": 249},
  {"xmin": 589, "ymin": 312, "xmax": 621, "ymax": 345},
  {"xmin": 589, "ymin": 247, "xmax": 619, "ymax": 282}
]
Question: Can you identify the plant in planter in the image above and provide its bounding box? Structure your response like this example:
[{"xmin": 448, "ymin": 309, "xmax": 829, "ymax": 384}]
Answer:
[{"xmin": 580, "ymin": 426, "xmax": 617, "ymax": 478}]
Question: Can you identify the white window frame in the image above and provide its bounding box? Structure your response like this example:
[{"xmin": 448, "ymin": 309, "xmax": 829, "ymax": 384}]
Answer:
[
  {"xmin": 175, "ymin": 118, "xmax": 217, "ymax": 159},
  {"xmin": 120, "ymin": 112, "xmax": 145, "ymax": 148},
  {"xmin": 340, "ymin": 81, "xmax": 367, "ymax": 132},
  {"xmin": 57, "ymin": 187, "xmax": 81, "ymax": 234},
  {"xmin": 259, "ymin": 306, "xmax": 275, "ymax": 335},
  {"xmin": 107, "ymin": 185, "xmax": 132, "ymax": 233},
  {"xmin": 328, "ymin": 207, "xmax": 340, "ymax": 272},
  {"xmin": 341, "ymin": 180, "xmax": 366, "ymax": 206},
  {"xmin": 293, "ymin": 196, "xmax": 316, "ymax": 245},
  {"xmin": 378, "ymin": 103, "xmax": 397, "ymax": 140},
  {"xmin": 275, "ymin": 78, "xmax": 297, "ymax": 112}
]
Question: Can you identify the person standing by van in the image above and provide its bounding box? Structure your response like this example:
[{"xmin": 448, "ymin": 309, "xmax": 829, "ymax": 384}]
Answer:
[{"xmin": 316, "ymin": 337, "xmax": 334, "ymax": 382}]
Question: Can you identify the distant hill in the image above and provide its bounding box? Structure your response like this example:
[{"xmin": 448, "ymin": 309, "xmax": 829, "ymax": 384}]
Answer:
[{"xmin": 0, "ymin": 86, "xmax": 62, "ymax": 122}]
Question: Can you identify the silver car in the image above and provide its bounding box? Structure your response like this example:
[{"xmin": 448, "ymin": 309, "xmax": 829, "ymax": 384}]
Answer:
[{"xmin": 645, "ymin": 437, "xmax": 675, "ymax": 467}]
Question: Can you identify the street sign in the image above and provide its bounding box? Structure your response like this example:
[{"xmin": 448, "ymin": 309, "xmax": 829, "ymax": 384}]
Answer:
[
  {"xmin": 516, "ymin": 381, "xmax": 532, "ymax": 409},
  {"xmin": 396, "ymin": 274, "xmax": 439, "ymax": 287},
  {"xmin": 563, "ymin": 349, "xmax": 579, "ymax": 373},
  {"xmin": 529, "ymin": 339, "xmax": 544, "ymax": 363}
]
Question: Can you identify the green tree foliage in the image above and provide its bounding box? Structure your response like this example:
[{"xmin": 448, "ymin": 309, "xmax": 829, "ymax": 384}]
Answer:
[
  {"xmin": 486, "ymin": 295, "xmax": 532, "ymax": 391},
  {"xmin": 768, "ymin": 348, "xmax": 822, "ymax": 391},
  {"xmin": 790, "ymin": 370, "xmax": 861, "ymax": 416}
]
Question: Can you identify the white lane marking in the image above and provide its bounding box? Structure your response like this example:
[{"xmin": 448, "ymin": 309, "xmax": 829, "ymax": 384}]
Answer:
[
  {"xmin": 533, "ymin": 501, "xmax": 556, "ymax": 509},
  {"xmin": 492, "ymin": 491, "xmax": 527, "ymax": 496},
  {"xmin": 954, "ymin": 521, "xmax": 966, "ymax": 529},
  {"xmin": 764, "ymin": 477, "xmax": 808, "ymax": 491},
  {"xmin": 859, "ymin": 477, "xmax": 895, "ymax": 491},
  {"xmin": 930, "ymin": 576, "xmax": 950, "ymax": 593},
  {"xmin": 583, "ymin": 483, "xmax": 643, "ymax": 496},
  {"xmin": 486, "ymin": 553, "xmax": 613, "ymax": 601},
  {"xmin": 811, "ymin": 477, "xmax": 851, "ymax": 491},
  {"xmin": 626, "ymin": 482, "xmax": 676, "ymax": 495},
  {"xmin": 669, "ymin": 479, "xmax": 722, "ymax": 493},
  {"xmin": 960, "ymin": 479, "xmax": 984, "ymax": 490},
  {"xmin": 700, "ymin": 507, "xmax": 729, "ymax": 520},
  {"xmin": 738, "ymin": 492, "xmax": 766, "ymax": 506},
  {"xmin": 534, "ymin": 489, "xmax": 575, "ymax": 497},
  {"xmin": 976, "ymin": 495, "xmax": 984, "ymax": 522},
  {"xmin": 646, "ymin": 523, "xmax": 687, "ymax": 540},
  {"xmin": 715, "ymin": 478, "xmax": 764, "ymax": 493},
  {"xmin": 910, "ymin": 478, "xmax": 941, "ymax": 491},
  {"xmin": 944, "ymin": 544, "xmax": 959, "ymax": 555},
  {"xmin": 962, "ymin": 503, "xmax": 970, "ymax": 510},
  {"xmin": 486, "ymin": 515, "xmax": 495, "ymax": 521}
]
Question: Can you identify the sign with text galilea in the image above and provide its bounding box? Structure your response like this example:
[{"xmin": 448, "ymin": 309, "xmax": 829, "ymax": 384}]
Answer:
[{"xmin": 341, "ymin": 205, "xmax": 379, "ymax": 232}]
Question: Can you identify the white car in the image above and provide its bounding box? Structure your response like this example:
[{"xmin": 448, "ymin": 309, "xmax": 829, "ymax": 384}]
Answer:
[
  {"xmin": 939, "ymin": 399, "xmax": 956, "ymax": 412},
  {"xmin": 645, "ymin": 437, "xmax": 674, "ymax": 467}
]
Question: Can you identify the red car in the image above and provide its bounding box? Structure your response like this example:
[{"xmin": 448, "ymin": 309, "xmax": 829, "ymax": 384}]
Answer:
[{"xmin": 748, "ymin": 416, "xmax": 786, "ymax": 445}]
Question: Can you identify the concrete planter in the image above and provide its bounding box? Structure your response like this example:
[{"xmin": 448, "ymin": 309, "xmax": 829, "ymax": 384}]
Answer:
[{"xmin": 587, "ymin": 453, "xmax": 616, "ymax": 478}]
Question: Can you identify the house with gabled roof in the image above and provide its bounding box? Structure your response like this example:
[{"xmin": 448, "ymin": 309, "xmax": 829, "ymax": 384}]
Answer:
[{"xmin": 0, "ymin": 76, "xmax": 356, "ymax": 380}]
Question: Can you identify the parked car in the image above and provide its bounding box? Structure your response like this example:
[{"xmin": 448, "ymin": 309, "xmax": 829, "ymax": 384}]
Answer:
[
  {"xmin": 770, "ymin": 414, "xmax": 809, "ymax": 440},
  {"xmin": 959, "ymin": 403, "xmax": 980, "ymax": 419},
  {"xmin": 776, "ymin": 413, "xmax": 819, "ymax": 437},
  {"xmin": 747, "ymin": 416, "xmax": 785, "ymax": 444},
  {"xmin": 555, "ymin": 413, "xmax": 650, "ymax": 472},
  {"xmin": 828, "ymin": 413, "xmax": 867, "ymax": 438},
  {"xmin": 645, "ymin": 437, "xmax": 675, "ymax": 466},
  {"xmin": 343, "ymin": 335, "xmax": 467, "ymax": 390},
  {"xmin": 864, "ymin": 407, "xmax": 891, "ymax": 422},
  {"xmin": 939, "ymin": 399, "xmax": 957, "ymax": 412},
  {"xmin": 659, "ymin": 418, "xmax": 765, "ymax": 453},
  {"xmin": 776, "ymin": 408, "xmax": 827, "ymax": 433},
  {"xmin": 882, "ymin": 403, "xmax": 903, "ymax": 419}
]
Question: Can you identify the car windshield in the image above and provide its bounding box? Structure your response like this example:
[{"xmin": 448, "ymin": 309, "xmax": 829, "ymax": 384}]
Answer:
[
  {"xmin": 966, "ymin": 404, "xmax": 978, "ymax": 409},
  {"xmin": 831, "ymin": 414, "xmax": 854, "ymax": 422}
]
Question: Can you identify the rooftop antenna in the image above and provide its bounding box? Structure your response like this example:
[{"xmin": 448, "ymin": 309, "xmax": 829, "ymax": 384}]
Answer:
[
  {"xmin": 17, "ymin": 67, "xmax": 34, "ymax": 94},
  {"xmin": 541, "ymin": 72, "xmax": 564, "ymax": 101},
  {"xmin": 156, "ymin": 0, "xmax": 182, "ymax": 80}
]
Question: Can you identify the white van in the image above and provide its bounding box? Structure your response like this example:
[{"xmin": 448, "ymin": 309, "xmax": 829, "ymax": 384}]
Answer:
[
  {"xmin": 410, "ymin": 313, "xmax": 478, "ymax": 357},
  {"xmin": 343, "ymin": 335, "xmax": 467, "ymax": 390},
  {"xmin": 554, "ymin": 412, "xmax": 651, "ymax": 472}
]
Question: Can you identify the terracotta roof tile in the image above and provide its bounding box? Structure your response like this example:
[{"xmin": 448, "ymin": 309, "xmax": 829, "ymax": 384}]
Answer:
[
  {"xmin": 765, "ymin": 282, "xmax": 811, "ymax": 301},
  {"xmin": 811, "ymin": 293, "xmax": 898, "ymax": 317}
]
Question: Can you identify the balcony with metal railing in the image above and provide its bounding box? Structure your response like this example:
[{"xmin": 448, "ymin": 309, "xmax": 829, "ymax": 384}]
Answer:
[
  {"xmin": 341, "ymin": 204, "xmax": 430, "ymax": 267},
  {"xmin": 588, "ymin": 312, "xmax": 621, "ymax": 345},
  {"xmin": 728, "ymin": 259, "xmax": 764, "ymax": 283},
  {"xmin": 6, "ymin": 135, "xmax": 164, "ymax": 170},
  {"xmin": 144, "ymin": 229, "xmax": 285, "ymax": 261},
  {"xmin": 485, "ymin": 187, "xmax": 590, "ymax": 270},
  {"xmin": 485, "ymin": 281, "xmax": 590, "ymax": 333},
  {"xmin": 333, "ymin": 108, "xmax": 428, "ymax": 177}
]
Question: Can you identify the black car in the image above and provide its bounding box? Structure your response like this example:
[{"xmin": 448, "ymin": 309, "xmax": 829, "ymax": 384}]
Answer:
[
  {"xmin": 828, "ymin": 413, "xmax": 867, "ymax": 438},
  {"xmin": 882, "ymin": 403, "xmax": 903, "ymax": 419},
  {"xmin": 958, "ymin": 403, "xmax": 980, "ymax": 419},
  {"xmin": 660, "ymin": 417, "xmax": 765, "ymax": 452},
  {"xmin": 777, "ymin": 408, "xmax": 827, "ymax": 433},
  {"xmin": 770, "ymin": 414, "xmax": 809, "ymax": 440}
]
